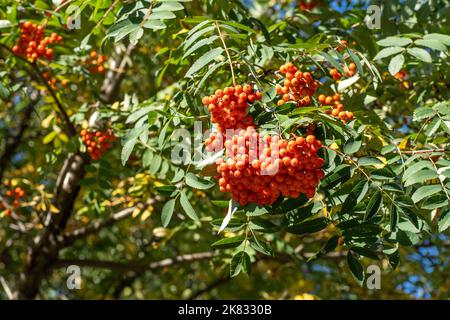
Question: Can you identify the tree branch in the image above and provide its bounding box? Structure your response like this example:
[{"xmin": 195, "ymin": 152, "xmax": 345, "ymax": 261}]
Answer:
[
  {"xmin": 188, "ymin": 275, "xmax": 230, "ymax": 300},
  {"xmin": 0, "ymin": 98, "xmax": 37, "ymax": 181},
  {"xmin": 15, "ymin": 39, "xmax": 136, "ymax": 300},
  {"xmin": 51, "ymin": 251, "xmax": 218, "ymax": 273},
  {"xmin": 57, "ymin": 203, "xmax": 148, "ymax": 248}
]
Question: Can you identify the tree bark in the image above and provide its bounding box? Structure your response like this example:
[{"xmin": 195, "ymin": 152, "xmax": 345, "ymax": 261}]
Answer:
[{"xmin": 15, "ymin": 44, "xmax": 136, "ymax": 299}]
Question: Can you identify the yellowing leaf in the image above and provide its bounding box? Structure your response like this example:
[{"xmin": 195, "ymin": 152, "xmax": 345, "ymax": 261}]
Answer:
[
  {"xmin": 141, "ymin": 209, "xmax": 152, "ymax": 221},
  {"xmin": 374, "ymin": 157, "xmax": 387, "ymax": 169},
  {"xmin": 50, "ymin": 204, "xmax": 60, "ymax": 214},
  {"xmin": 329, "ymin": 142, "xmax": 339, "ymax": 150},
  {"xmin": 41, "ymin": 114, "xmax": 54, "ymax": 128},
  {"xmin": 294, "ymin": 293, "xmax": 316, "ymax": 300},
  {"xmin": 132, "ymin": 207, "xmax": 141, "ymax": 218},
  {"xmin": 398, "ymin": 137, "xmax": 409, "ymax": 150},
  {"xmin": 111, "ymin": 101, "xmax": 120, "ymax": 110}
]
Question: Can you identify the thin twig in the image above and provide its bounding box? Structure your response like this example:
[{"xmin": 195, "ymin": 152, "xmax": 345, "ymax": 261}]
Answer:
[
  {"xmin": 215, "ymin": 21, "xmax": 236, "ymax": 86},
  {"xmin": 400, "ymin": 148, "xmax": 448, "ymax": 155},
  {"xmin": 51, "ymin": 251, "xmax": 218, "ymax": 272},
  {"xmin": 0, "ymin": 276, "xmax": 14, "ymax": 300}
]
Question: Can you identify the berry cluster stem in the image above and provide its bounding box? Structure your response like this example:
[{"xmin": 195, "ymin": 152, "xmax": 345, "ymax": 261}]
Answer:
[{"xmin": 215, "ymin": 21, "xmax": 236, "ymax": 87}]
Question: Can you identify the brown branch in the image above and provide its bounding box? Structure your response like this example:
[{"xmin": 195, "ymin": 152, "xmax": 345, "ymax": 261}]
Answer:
[
  {"xmin": 57, "ymin": 204, "xmax": 147, "ymax": 248},
  {"xmin": 188, "ymin": 275, "xmax": 230, "ymax": 300},
  {"xmin": 51, "ymin": 251, "xmax": 218, "ymax": 273},
  {"xmin": 14, "ymin": 37, "xmax": 136, "ymax": 299},
  {"xmin": 100, "ymin": 43, "xmax": 136, "ymax": 103},
  {"xmin": 400, "ymin": 148, "xmax": 448, "ymax": 155},
  {"xmin": 0, "ymin": 98, "xmax": 37, "ymax": 181},
  {"xmin": 31, "ymin": 63, "xmax": 77, "ymax": 137}
]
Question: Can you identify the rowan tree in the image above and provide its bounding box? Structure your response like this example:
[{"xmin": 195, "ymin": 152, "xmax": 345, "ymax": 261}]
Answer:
[{"xmin": 0, "ymin": 0, "xmax": 449, "ymax": 300}]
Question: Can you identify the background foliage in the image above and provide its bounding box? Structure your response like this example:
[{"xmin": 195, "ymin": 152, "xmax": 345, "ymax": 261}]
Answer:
[{"xmin": 0, "ymin": 0, "xmax": 449, "ymax": 299}]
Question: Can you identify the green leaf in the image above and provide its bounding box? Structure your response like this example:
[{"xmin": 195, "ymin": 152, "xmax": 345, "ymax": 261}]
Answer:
[
  {"xmin": 161, "ymin": 198, "xmax": 176, "ymax": 227},
  {"xmin": 397, "ymin": 230, "xmax": 421, "ymax": 246},
  {"xmin": 390, "ymin": 204, "xmax": 399, "ymax": 232},
  {"xmin": 415, "ymin": 39, "xmax": 447, "ymax": 51},
  {"xmin": 185, "ymin": 173, "xmax": 215, "ymax": 189},
  {"xmin": 404, "ymin": 169, "xmax": 438, "ymax": 187},
  {"xmin": 423, "ymin": 33, "xmax": 450, "ymax": 46},
  {"xmin": 343, "ymin": 137, "xmax": 362, "ymax": 154},
  {"xmin": 185, "ymin": 47, "xmax": 224, "ymax": 77},
  {"xmin": 155, "ymin": 185, "xmax": 177, "ymax": 196},
  {"xmin": 143, "ymin": 20, "xmax": 167, "ymax": 30},
  {"xmin": 358, "ymin": 157, "xmax": 384, "ymax": 167},
  {"xmin": 341, "ymin": 181, "xmax": 369, "ymax": 214},
  {"xmin": 121, "ymin": 138, "xmax": 136, "ymax": 165},
  {"xmin": 377, "ymin": 37, "xmax": 412, "ymax": 47},
  {"xmin": 149, "ymin": 154, "xmax": 162, "ymax": 174},
  {"xmin": 182, "ymin": 35, "xmax": 219, "ymax": 59},
  {"xmin": 184, "ymin": 25, "xmax": 215, "ymax": 50},
  {"xmin": 249, "ymin": 218, "xmax": 278, "ymax": 233},
  {"xmin": 319, "ymin": 51, "xmax": 345, "ymax": 74},
  {"xmin": 388, "ymin": 54, "xmax": 404, "ymax": 76},
  {"xmin": 126, "ymin": 106, "xmax": 154, "ymax": 124},
  {"xmin": 407, "ymin": 47, "xmax": 432, "ymax": 63},
  {"xmin": 148, "ymin": 11, "xmax": 176, "ymax": 20},
  {"xmin": 230, "ymin": 251, "xmax": 251, "ymax": 277},
  {"xmin": 153, "ymin": 2, "xmax": 185, "ymax": 12},
  {"xmin": 250, "ymin": 240, "xmax": 273, "ymax": 256},
  {"xmin": 337, "ymin": 74, "xmax": 360, "ymax": 92},
  {"xmin": 43, "ymin": 131, "xmax": 57, "ymax": 144},
  {"xmin": 286, "ymin": 217, "xmax": 329, "ymax": 235},
  {"xmin": 320, "ymin": 164, "xmax": 352, "ymax": 189},
  {"xmin": 373, "ymin": 46, "xmax": 404, "ymax": 60},
  {"xmin": 243, "ymin": 203, "xmax": 269, "ymax": 216},
  {"xmin": 351, "ymin": 246, "xmax": 379, "ymax": 260},
  {"xmin": 347, "ymin": 251, "xmax": 364, "ymax": 286},
  {"xmin": 424, "ymin": 118, "xmax": 441, "ymax": 136},
  {"xmin": 179, "ymin": 190, "xmax": 199, "ymax": 221},
  {"xmin": 219, "ymin": 20, "xmax": 256, "ymax": 34},
  {"xmin": 438, "ymin": 210, "xmax": 450, "ymax": 232},
  {"xmin": 364, "ymin": 191, "xmax": 382, "ymax": 221},
  {"xmin": 211, "ymin": 218, "xmax": 245, "ymax": 232},
  {"xmin": 107, "ymin": 19, "xmax": 141, "ymax": 42},
  {"xmin": 211, "ymin": 200, "xmax": 229, "ymax": 208},
  {"xmin": 403, "ymin": 160, "xmax": 433, "ymax": 181},
  {"xmin": 411, "ymin": 185, "xmax": 442, "ymax": 203},
  {"xmin": 413, "ymin": 107, "xmax": 436, "ymax": 121},
  {"xmin": 211, "ymin": 236, "xmax": 245, "ymax": 249},
  {"xmin": 371, "ymin": 168, "xmax": 395, "ymax": 180}
]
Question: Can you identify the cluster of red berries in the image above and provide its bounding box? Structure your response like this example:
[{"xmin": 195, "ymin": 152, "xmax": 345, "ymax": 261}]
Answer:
[
  {"xmin": 86, "ymin": 51, "xmax": 108, "ymax": 74},
  {"xmin": 0, "ymin": 185, "xmax": 26, "ymax": 216},
  {"xmin": 329, "ymin": 62, "xmax": 356, "ymax": 81},
  {"xmin": 395, "ymin": 70, "xmax": 407, "ymax": 80},
  {"xmin": 213, "ymin": 127, "xmax": 324, "ymax": 206},
  {"xmin": 276, "ymin": 63, "xmax": 319, "ymax": 107},
  {"xmin": 80, "ymin": 129, "xmax": 116, "ymax": 160},
  {"xmin": 336, "ymin": 39, "xmax": 348, "ymax": 52},
  {"xmin": 12, "ymin": 21, "xmax": 62, "ymax": 61},
  {"xmin": 320, "ymin": 93, "xmax": 354, "ymax": 122},
  {"xmin": 202, "ymin": 84, "xmax": 262, "ymax": 132},
  {"xmin": 42, "ymin": 71, "xmax": 69, "ymax": 90}
]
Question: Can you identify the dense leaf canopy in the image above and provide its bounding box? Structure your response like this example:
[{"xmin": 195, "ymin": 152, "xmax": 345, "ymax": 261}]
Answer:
[{"xmin": 0, "ymin": 0, "xmax": 449, "ymax": 300}]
